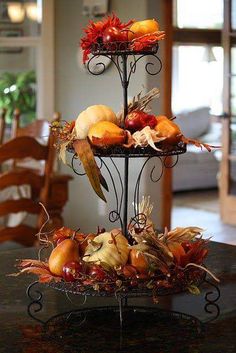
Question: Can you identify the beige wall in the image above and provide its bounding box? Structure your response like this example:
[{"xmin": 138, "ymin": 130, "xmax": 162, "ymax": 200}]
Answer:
[{"xmin": 55, "ymin": 0, "xmax": 165, "ymax": 232}]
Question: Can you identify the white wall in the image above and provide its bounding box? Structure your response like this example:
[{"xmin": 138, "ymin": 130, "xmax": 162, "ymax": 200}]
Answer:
[{"xmin": 55, "ymin": 0, "xmax": 165, "ymax": 233}]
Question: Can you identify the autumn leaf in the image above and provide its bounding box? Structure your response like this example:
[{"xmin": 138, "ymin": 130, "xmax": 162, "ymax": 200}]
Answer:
[
  {"xmin": 187, "ymin": 284, "xmax": 201, "ymax": 295},
  {"xmin": 73, "ymin": 139, "xmax": 107, "ymax": 202}
]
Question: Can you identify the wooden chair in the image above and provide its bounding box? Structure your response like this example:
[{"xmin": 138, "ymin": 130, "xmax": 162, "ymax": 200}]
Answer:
[
  {"xmin": 0, "ymin": 108, "xmax": 6, "ymax": 145},
  {"xmin": 9, "ymin": 109, "xmax": 72, "ymax": 238},
  {"xmin": 11, "ymin": 108, "xmax": 61, "ymax": 140},
  {"xmin": 0, "ymin": 133, "xmax": 56, "ymax": 246}
]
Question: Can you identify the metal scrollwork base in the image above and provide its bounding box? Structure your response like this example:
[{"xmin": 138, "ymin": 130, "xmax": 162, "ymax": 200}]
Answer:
[
  {"xmin": 26, "ymin": 277, "xmax": 221, "ymax": 328},
  {"xmin": 203, "ymin": 279, "xmax": 221, "ymax": 322}
]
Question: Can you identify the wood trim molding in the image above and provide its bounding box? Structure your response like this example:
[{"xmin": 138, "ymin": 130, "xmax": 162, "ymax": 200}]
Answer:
[
  {"xmin": 173, "ymin": 28, "xmax": 221, "ymax": 45},
  {"xmin": 37, "ymin": 0, "xmax": 55, "ymax": 120},
  {"xmin": 161, "ymin": 0, "xmax": 173, "ymax": 230}
]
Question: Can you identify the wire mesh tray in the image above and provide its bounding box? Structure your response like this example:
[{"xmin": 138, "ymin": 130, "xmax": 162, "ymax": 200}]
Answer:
[
  {"xmin": 48, "ymin": 267, "xmax": 206, "ymax": 298},
  {"xmin": 90, "ymin": 41, "xmax": 159, "ymax": 56},
  {"xmin": 67, "ymin": 142, "xmax": 186, "ymax": 158}
]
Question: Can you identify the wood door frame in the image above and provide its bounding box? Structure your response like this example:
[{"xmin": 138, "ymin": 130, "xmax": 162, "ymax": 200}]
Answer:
[
  {"xmin": 161, "ymin": 0, "xmax": 173, "ymax": 229},
  {"xmin": 220, "ymin": 0, "xmax": 236, "ymax": 225}
]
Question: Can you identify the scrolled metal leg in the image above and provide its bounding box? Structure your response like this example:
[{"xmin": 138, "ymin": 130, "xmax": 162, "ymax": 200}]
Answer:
[
  {"xmin": 26, "ymin": 281, "xmax": 45, "ymax": 324},
  {"xmin": 204, "ymin": 279, "xmax": 221, "ymax": 322}
]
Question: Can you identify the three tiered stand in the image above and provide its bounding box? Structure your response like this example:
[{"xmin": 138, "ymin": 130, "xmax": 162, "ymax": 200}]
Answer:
[{"xmin": 27, "ymin": 40, "xmax": 220, "ymax": 332}]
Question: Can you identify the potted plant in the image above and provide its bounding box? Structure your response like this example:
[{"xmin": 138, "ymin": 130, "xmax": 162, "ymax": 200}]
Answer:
[{"xmin": 0, "ymin": 70, "xmax": 36, "ymax": 125}]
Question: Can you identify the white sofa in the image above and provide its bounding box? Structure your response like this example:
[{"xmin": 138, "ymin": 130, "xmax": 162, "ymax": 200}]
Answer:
[{"xmin": 172, "ymin": 107, "xmax": 221, "ymax": 191}]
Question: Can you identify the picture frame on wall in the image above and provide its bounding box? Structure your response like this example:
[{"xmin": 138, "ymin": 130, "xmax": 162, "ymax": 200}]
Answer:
[{"xmin": 0, "ymin": 28, "xmax": 23, "ymax": 53}]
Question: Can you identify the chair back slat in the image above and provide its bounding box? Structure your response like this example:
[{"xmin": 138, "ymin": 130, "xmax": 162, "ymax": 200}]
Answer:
[
  {"xmin": 0, "ymin": 199, "xmax": 41, "ymax": 217},
  {"xmin": 0, "ymin": 108, "xmax": 6, "ymax": 145},
  {"xmin": 0, "ymin": 224, "xmax": 37, "ymax": 246},
  {"xmin": 0, "ymin": 169, "xmax": 44, "ymax": 191},
  {"xmin": 0, "ymin": 111, "xmax": 69, "ymax": 247},
  {"xmin": 0, "ymin": 136, "xmax": 48, "ymax": 163},
  {"xmin": 15, "ymin": 119, "xmax": 50, "ymax": 139}
]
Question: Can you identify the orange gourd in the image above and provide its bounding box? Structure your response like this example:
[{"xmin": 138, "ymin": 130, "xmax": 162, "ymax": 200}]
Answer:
[
  {"xmin": 155, "ymin": 115, "xmax": 182, "ymax": 145},
  {"xmin": 129, "ymin": 249, "xmax": 149, "ymax": 273}
]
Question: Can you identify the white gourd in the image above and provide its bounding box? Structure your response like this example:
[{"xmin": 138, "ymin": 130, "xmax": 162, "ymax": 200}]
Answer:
[
  {"xmin": 74, "ymin": 104, "xmax": 117, "ymax": 139},
  {"xmin": 83, "ymin": 230, "xmax": 129, "ymax": 268}
]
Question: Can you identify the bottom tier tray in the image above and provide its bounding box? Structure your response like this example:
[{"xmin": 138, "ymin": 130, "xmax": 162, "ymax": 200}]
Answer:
[
  {"xmin": 36, "ymin": 306, "xmax": 203, "ymax": 353},
  {"xmin": 48, "ymin": 267, "xmax": 206, "ymax": 298}
]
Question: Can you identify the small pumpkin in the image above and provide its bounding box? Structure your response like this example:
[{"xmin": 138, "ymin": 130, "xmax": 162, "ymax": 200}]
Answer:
[
  {"xmin": 129, "ymin": 249, "xmax": 149, "ymax": 273},
  {"xmin": 129, "ymin": 19, "xmax": 159, "ymax": 40},
  {"xmin": 83, "ymin": 229, "xmax": 129, "ymax": 268},
  {"xmin": 74, "ymin": 104, "xmax": 118, "ymax": 139},
  {"xmin": 155, "ymin": 115, "xmax": 182, "ymax": 145}
]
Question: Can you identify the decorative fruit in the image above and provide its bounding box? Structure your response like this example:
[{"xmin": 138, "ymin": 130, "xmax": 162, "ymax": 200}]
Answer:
[
  {"xmin": 102, "ymin": 27, "xmax": 127, "ymax": 43},
  {"xmin": 155, "ymin": 115, "xmax": 182, "ymax": 145},
  {"xmin": 53, "ymin": 227, "xmax": 75, "ymax": 242},
  {"xmin": 122, "ymin": 264, "xmax": 137, "ymax": 278},
  {"xmin": 83, "ymin": 229, "xmax": 129, "ymax": 268},
  {"xmin": 88, "ymin": 121, "xmax": 126, "ymax": 146},
  {"xmin": 129, "ymin": 19, "xmax": 159, "ymax": 40},
  {"xmin": 62, "ymin": 260, "xmax": 84, "ymax": 282},
  {"xmin": 167, "ymin": 242, "xmax": 186, "ymax": 264},
  {"xmin": 125, "ymin": 110, "xmax": 157, "ymax": 132},
  {"xmin": 88, "ymin": 264, "xmax": 107, "ymax": 281},
  {"xmin": 129, "ymin": 249, "xmax": 149, "ymax": 273},
  {"xmin": 76, "ymin": 233, "xmax": 96, "ymax": 256},
  {"xmin": 56, "ymin": 236, "xmax": 69, "ymax": 245},
  {"xmin": 74, "ymin": 105, "xmax": 117, "ymax": 139},
  {"xmin": 48, "ymin": 239, "xmax": 80, "ymax": 276}
]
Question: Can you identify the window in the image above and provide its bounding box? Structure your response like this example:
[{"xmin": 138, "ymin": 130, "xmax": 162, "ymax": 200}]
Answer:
[
  {"xmin": 172, "ymin": 45, "xmax": 223, "ymax": 114},
  {"xmin": 172, "ymin": 0, "xmax": 224, "ymax": 115},
  {"xmin": 0, "ymin": 0, "xmax": 54, "ymax": 123},
  {"xmin": 174, "ymin": 0, "xmax": 223, "ymax": 29}
]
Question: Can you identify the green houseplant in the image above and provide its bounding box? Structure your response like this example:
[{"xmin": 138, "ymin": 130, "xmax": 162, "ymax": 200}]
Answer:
[{"xmin": 0, "ymin": 70, "xmax": 36, "ymax": 124}]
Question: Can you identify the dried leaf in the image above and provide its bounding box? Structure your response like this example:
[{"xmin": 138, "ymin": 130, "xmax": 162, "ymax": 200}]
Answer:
[
  {"xmin": 187, "ymin": 285, "xmax": 201, "ymax": 295},
  {"xmin": 98, "ymin": 168, "xmax": 109, "ymax": 192},
  {"xmin": 39, "ymin": 274, "xmax": 62, "ymax": 283},
  {"xmin": 117, "ymin": 88, "xmax": 160, "ymax": 122},
  {"xmin": 18, "ymin": 259, "xmax": 49, "ymax": 269},
  {"xmin": 73, "ymin": 139, "xmax": 107, "ymax": 202},
  {"xmin": 59, "ymin": 141, "xmax": 71, "ymax": 164}
]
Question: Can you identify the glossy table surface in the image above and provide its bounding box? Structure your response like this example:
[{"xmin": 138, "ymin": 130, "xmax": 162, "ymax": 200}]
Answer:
[{"xmin": 0, "ymin": 241, "xmax": 236, "ymax": 353}]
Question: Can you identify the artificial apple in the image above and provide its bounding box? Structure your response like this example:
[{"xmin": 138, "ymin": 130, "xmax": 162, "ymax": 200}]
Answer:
[
  {"xmin": 87, "ymin": 264, "xmax": 107, "ymax": 281},
  {"xmin": 48, "ymin": 238, "xmax": 80, "ymax": 276},
  {"xmin": 102, "ymin": 27, "xmax": 127, "ymax": 43},
  {"xmin": 62, "ymin": 260, "xmax": 84, "ymax": 282},
  {"xmin": 125, "ymin": 110, "xmax": 157, "ymax": 132}
]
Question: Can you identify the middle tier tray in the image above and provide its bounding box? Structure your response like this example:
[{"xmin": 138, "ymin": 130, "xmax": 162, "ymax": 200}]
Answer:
[{"xmin": 68, "ymin": 142, "xmax": 186, "ymax": 158}]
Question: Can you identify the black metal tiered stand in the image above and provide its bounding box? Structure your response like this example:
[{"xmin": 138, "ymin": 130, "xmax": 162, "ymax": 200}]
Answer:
[{"xmin": 26, "ymin": 41, "xmax": 221, "ymax": 337}]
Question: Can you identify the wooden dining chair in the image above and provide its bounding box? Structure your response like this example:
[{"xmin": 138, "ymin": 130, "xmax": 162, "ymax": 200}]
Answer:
[
  {"xmin": 5, "ymin": 109, "xmax": 72, "ymax": 242},
  {"xmin": 0, "ymin": 133, "xmax": 56, "ymax": 246},
  {"xmin": 11, "ymin": 108, "xmax": 61, "ymax": 140},
  {"xmin": 0, "ymin": 108, "xmax": 6, "ymax": 145}
]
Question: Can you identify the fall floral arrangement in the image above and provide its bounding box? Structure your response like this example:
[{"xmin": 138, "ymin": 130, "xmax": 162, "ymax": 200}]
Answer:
[
  {"xmin": 50, "ymin": 14, "xmax": 219, "ymax": 202},
  {"xmin": 51, "ymin": 88, "xmax": 218, "ymax": 202},
  {"xmin": 80, "ymin": 14, "xmax": 165, "ymax": 62},
  {"xmin": 14, "ymin": 15, "xmax": 219, "ymax": 299},
  {"xmin": 13, "ymin": 198, "xmax": 219, "ymax": 299}
]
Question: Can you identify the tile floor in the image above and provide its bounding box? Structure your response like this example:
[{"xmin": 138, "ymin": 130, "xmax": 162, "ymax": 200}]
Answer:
[{"xmin": 172, "ymin": 189, "xmax": 236, "ymax": 245}]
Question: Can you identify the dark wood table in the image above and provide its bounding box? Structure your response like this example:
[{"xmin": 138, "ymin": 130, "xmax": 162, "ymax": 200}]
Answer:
[{"xmin": 0, "ymin": 241, "xmax": 236, "ymax": 352}]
